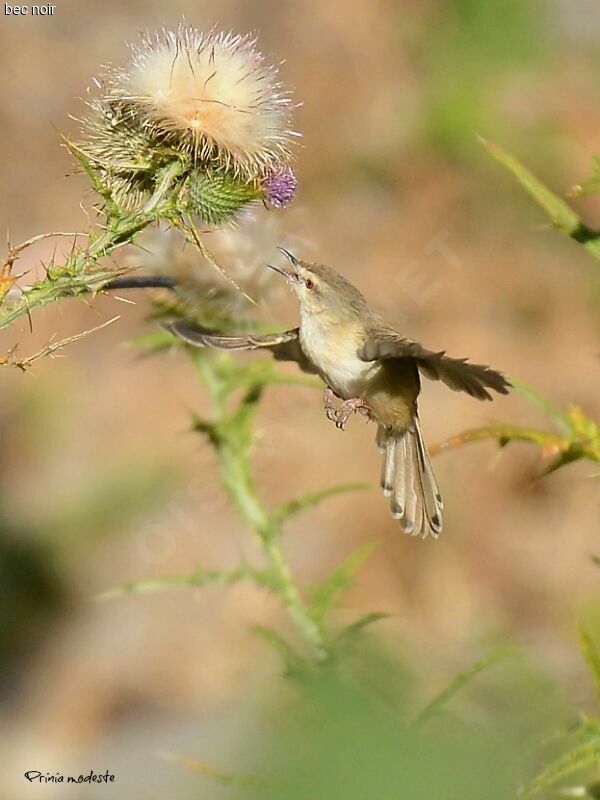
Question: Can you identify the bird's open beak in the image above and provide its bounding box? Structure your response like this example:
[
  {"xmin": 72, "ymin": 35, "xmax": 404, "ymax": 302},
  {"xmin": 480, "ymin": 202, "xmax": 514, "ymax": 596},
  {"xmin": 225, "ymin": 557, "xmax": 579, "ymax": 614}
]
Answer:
[
  {"xmin": 267, "ymin": 248, "xmax": 303, "ymax": 283},
  {"xmin": 278, "ymin": 247, "xmax": 301, "ymax": 268},
  {"xmin": 267, "ymin": 263, "xmax": 292, "ymax": 280}
]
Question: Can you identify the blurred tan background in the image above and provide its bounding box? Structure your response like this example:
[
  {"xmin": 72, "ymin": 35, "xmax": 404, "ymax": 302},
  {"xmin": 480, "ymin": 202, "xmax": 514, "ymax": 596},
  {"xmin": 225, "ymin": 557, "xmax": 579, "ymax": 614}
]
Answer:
[{"xmin": 0, "ymin": 0, "xmax": 599, "ymax": 797}]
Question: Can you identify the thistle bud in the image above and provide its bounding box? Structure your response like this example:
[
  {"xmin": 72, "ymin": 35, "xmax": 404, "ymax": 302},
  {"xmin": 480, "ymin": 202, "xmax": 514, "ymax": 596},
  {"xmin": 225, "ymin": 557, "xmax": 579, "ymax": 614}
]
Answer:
[{"xmin": 187, "ymin": 170, "xmax": 261, "ymax": 226}]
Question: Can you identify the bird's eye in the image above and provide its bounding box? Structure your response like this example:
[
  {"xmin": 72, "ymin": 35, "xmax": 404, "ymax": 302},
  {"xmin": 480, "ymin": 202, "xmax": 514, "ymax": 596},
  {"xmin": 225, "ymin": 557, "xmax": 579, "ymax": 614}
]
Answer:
[{"xmin": 305, "ymin": 278, "xmax": 314, "ymax": 290}]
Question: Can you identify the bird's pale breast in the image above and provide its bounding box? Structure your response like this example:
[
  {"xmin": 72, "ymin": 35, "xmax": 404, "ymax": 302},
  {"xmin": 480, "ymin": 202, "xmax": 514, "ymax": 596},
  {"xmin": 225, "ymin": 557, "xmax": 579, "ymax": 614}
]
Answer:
[{"xmin": 299, "ymin": 314, "xmax": 377, "ymax": 399}]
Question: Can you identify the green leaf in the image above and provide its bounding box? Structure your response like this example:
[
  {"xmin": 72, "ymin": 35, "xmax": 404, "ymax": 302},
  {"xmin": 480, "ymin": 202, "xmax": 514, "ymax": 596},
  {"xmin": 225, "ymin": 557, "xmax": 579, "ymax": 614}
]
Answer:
[
  {"xmin": 578, "ymin": 625, "xmax": 600, "ymax": 706},
  {"xmin": 229, "ymin": 383, "xmax": 264, "ymax": 431},
  {"xmin": 309, "ymin": 541, "xmax": 379, "ymax": 628},
  {"xmin": 191, "ymin": 413, "xmax": 219, "ymax": 443},
  {"xmin": 525, "ymin": 722, "xmax": 600, "ymax": 798},
  {"xmin": 334, "ymin": 612, "xmax": 391, "ymax": 649},
  {"xmin": 510, "ymin": 376, "xmax": 572, "ymax": 432},
  {"xmin": 61, "ymin": 134, "xmax": 119, "ymax": 215},
  {"xmin": 252, "ymin": 625, "xmax": 307, "ymax": 675},
  {"xmin": 482, "ymin": 139, "xmax": 600, "ymax": 261},
  {"xmin": 273, "ymin": 482, "xmax": 371, "ymax": 526},
  {"xmin": 431, "ymin": 424, "xmax": 567, "ymax": 455},
  {"xmin": 98, "ymin": 564, "xmax": 263, "ymax": 600},
  {"xmin": 413, "ymin": 645, "xmax": 514, "ymax": 728}
]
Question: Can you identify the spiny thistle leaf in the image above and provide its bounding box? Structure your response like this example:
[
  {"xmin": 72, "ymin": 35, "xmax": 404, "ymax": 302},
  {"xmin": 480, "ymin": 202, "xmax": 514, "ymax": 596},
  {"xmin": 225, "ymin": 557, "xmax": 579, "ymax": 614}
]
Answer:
[
  {"xmin": 61, "ymin": 134, "xmax": 119, "ymax": 213},
  {"xmin": 230, "ymin": 383, "xmax": 265, "ymax": 431},
  {"xmin": 98, "ymin": 564, "xmax": 265, "ymax": 600},
  {"xmin": 482, "ymin": 138, "xmax": 600, "ymax": 261},
  {"xmin": 578, "ymin": 626, "xmax": 600, "ymax": 706},
  {"xmin": 568, "ymin": 406, "xmax": 600, "ymax": 442},
  {"xmin": 252, "ymin": 625, "xmax": 307, "ymax": 675},
  {"xmin": 333, "ymin": 612, "xmax": 392, "ymax": 649},
  {"xmin": 188, "ymin": 170, "xmax": 261, "ymax": 225},
  {"xmin": 510, "ymin": 376, "xmax": 572, "ymax": 432},
  {"xmin": 273, "ymin": 482, "xmax": 371, "ymax": 526},
  {"xmin": 525, "ymin": 722, "xmax": 600, "ymax": 798},
  {"xmin": 431, "ymin": 424, "xmax": 568, "ymax": 456},
  {"xmin": 309, "ymin": 541, "xmax": 379, "ymax": 628},
  {"xmin": 432, "ymin": 418, "xmax": 599, "ymax": 471},
  {"xmin": 413, "ymin": 645, "xmax": 515, "ymax": 728}
]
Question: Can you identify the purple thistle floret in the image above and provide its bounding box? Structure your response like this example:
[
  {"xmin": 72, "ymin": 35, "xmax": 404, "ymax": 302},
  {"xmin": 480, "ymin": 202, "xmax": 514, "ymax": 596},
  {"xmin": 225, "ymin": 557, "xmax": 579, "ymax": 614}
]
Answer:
[{"xmin": 262, "ymin": 167, "xmax": 297, "ymax": 208}]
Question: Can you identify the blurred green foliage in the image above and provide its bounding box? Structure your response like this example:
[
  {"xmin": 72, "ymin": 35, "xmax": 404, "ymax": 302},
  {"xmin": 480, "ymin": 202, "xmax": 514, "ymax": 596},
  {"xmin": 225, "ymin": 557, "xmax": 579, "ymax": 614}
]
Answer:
[
  {"xmin": 169, "ymin": 643, "xmax": 567, "ymax": 800},
  {"xmin": 485, "ymin": 140, "xmax": 600, "ymax": 260},
  {"xmin": 163, "ymin": 635, "xmax": 600, "ymax": 800},
  {"xmin": 434, "ymin": 145, "xmax": 600, "ymax": 476},
  {"xmin": 0, "ymin": 516, "xmax": 66, "ymax": 690},
  {"xmin": 433, "ymin": 377, "xmax": 600, "ymax": 475},
  {"xmin": 253, "ymin": 673, "xmax": 519, "ymax": 800},
  {"xmin": 412, "ymin": 0, "xmax": 544, "ymax": 159},
  {"xmin": 523, "ymin": 628, "xmax": 600, "ymax": 798},
  {"xmin": 0, "ymin": 402, "xmax": 179, "ymax": 683}
]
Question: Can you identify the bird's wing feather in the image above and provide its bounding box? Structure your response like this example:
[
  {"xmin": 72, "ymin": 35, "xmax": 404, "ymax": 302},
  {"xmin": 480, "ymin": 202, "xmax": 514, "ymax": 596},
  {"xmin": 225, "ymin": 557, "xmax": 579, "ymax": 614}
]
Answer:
[
  {"xmin": 166, "ymin": 320, "xmax": 298, "ymax": 350},
  {"xmin": 165, "ymin": 321, "xmax": 318, "ymax": 373},
  {"xmin": 359, "ymin": 328, "xmax": 510, "ymax": 401}
]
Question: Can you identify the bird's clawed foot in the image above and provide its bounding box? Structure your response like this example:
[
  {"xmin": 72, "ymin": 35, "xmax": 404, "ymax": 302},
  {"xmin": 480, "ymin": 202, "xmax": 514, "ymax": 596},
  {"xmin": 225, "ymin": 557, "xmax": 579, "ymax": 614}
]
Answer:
[
  {"xmin": 335, "ymin": 397, "xmax": 371, "ymax": 430},
  {"xmin": 323, "ymin": 387, "xmax": 371, "ymax": 429},
  {"xmin": 323, "ymin": 386, "xmax": 338, "ymax": 422}
]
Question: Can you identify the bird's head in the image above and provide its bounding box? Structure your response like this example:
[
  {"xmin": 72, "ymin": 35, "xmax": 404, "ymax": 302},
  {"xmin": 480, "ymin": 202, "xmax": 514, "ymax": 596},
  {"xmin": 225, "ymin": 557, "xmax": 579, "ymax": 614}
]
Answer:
[{"xmin": 268, "ymin": 249, "xmax": 368, "ymax": 320}]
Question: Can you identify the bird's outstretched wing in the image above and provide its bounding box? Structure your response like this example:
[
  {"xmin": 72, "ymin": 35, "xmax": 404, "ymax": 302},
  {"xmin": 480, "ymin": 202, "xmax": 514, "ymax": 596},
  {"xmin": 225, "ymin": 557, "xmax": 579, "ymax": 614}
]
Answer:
[
  {"xmin": 359, "ymin": 329, "xmax": 510, "ymax": 401},
  {"xmin": 165, "ymin": 321, "xmax": 318, "ymax": 373}
]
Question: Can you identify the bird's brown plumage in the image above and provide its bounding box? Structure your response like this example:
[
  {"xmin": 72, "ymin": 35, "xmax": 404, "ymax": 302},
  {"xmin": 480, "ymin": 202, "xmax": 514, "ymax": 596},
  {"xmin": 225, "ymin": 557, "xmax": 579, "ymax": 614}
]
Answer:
[{"xmin": 166, "ymin": 252, "xmax": 510, "ymax": 539}]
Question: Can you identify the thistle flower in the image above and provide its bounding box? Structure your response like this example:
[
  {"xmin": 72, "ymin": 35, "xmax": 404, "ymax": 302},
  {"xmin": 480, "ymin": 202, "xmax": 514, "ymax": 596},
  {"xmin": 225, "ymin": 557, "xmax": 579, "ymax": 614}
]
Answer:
[
  {"xmin": 80, "ymin": 26, "xmax": 298, "ymax": 219},
  {"xmin": 111, "ymin": 27, "xmax": 295, "ymax": 177},
  {"xmin": 262, "ymin": 167, "xmax": 298, "ymax": 208}
]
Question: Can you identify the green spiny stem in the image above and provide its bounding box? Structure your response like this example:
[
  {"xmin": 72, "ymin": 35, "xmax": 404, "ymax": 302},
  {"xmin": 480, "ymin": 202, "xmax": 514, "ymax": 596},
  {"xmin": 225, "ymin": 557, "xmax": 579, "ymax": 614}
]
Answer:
[
  {"xmin": 261, "ymin": 533, "xmax": 327, "ymax": 661},
  {"xmin": 217, "ymin": 435, "xmax": 327, "ymax": 659},
  {"xmin": 0, "ymin": 266, "xmax": 127, "ymax": 331},
  {"xmin": 217, "ymin": 437, "xmax": 271, "ymax": 534},
  {"xmin": 194, "ymin": 353, "xmax": 327, "ymax": 662},
  {"xmin": 0, "ymin": 211, "xmax": 157, "ymax": 332}
]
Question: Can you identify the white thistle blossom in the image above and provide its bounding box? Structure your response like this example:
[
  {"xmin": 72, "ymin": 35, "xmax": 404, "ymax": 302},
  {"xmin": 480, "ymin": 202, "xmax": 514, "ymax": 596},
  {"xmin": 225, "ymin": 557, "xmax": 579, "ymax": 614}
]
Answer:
[{"xmin": 101, "ymin": 26, "xmax": 297, "ymax": 179}]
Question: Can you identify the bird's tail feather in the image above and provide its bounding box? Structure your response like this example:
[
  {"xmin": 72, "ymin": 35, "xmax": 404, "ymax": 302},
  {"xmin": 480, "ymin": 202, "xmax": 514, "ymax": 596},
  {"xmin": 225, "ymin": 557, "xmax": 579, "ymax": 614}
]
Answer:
[{"xmin": 377, "ymin": 419, "xmax": 443, "ymax": 539}]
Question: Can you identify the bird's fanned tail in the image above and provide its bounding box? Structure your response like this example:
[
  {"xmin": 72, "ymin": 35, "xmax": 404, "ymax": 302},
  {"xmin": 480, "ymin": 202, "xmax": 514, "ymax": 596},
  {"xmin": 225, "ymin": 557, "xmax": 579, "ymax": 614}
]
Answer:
[{"xmin": 377, "ymin": 419, "xmax": 443, "ymax": 539}]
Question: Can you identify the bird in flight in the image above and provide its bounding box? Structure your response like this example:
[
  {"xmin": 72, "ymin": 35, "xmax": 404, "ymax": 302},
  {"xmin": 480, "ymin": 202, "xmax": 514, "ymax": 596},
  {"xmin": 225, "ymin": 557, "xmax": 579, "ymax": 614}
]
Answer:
[{"xmin": 166, "ymin": 249, "xmax": 510, "ymax": 539}]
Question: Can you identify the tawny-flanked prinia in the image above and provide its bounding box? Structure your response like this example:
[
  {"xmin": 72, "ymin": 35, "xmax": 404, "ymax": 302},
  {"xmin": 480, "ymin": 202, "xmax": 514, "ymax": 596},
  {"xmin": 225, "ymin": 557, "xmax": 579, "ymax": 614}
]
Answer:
[{"xmin": 167, "ymin": 250, "xmax": 510, "ymax": 539}]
